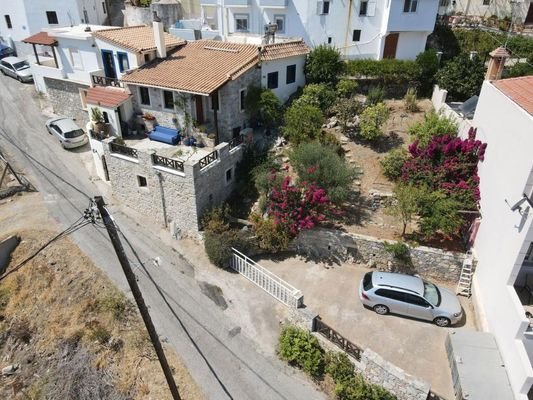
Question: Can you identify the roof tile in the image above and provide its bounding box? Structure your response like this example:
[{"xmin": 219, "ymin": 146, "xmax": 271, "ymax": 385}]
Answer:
[
  {"xmin": 493, "ymin": 76, "xmax": 533, "ymax": 117},
  {"xmin": 22, "ymin": 32, "xmax": 57, "ymax": 46},
  {"xmin": 260, "ymin": 39, "xmax": 310, "ymax": 61},
  {"xmin": 93, "ymin": 25, "xmax": 185, "ymax": 53},
  {"xmin": 86, "ymin": 86, "xmax": 131, "ymax": 108}
]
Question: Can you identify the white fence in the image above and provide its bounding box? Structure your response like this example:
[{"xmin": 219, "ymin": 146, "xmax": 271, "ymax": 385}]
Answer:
[{"xmin": 231, "ymin": 248, "xmax": 303, "ymax": 308}]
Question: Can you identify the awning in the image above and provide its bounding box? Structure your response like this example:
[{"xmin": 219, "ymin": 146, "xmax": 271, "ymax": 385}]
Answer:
[
  {"xmin": 22, "ymin": 32, "xmax": 57, "ymax": 46},
  {"xmin": 86, "ymin": 86, "xmax": 131, "ymax": 109}
]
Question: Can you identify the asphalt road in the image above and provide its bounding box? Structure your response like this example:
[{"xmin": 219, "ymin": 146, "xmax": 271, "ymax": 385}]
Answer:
[{"xmin": 0, "ymin": 76, "xmax": 325, "ymax": 400}]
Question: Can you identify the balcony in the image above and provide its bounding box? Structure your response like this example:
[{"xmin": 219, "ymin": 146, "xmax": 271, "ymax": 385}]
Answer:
[
  {"xmin": 259, "ymin": 0, "xmax": 287, "ymax": 7},
  {"xmin": 91, "ymin": 74, "xmax": 123, "ymax": 88}
]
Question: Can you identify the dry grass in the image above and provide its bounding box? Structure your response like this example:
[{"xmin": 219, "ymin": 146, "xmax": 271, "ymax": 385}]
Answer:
[{"xmin": 0, "ymin": 228, "xmax": 204, "ymax": 400}]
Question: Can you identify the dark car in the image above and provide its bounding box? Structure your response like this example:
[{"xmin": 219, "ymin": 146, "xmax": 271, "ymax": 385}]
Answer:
[{"xmin": 0, "ymin": 44, "xmax": 15, "ymax": 60}]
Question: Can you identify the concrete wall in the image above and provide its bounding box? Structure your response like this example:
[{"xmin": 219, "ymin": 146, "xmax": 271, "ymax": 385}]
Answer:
[
  {"xmin": 105, "ymin": 141, "xmax": 243, "ymax": 234},
  {"xmin": 293, "ymin": 228, "xmax": 466, "ymax": 283},
  {"xmin": 31, "ymin": 63, "xmax": 65, "ymax": 94},
  {"xmin": 44, "ymin": 77, "xmax": 89, "ymax": 127},
  {"xmin": 123, "ymin": 1, "xmax": 183, "ymax": 30},
  {"xmin": 55, "ymin": 36, "xmax": 102, "ymax": 84},
  {"xmin": 470, "ymin": 80, "xmax": 533, "ymax": 400},
  {"xmin": 431, "ymin": 85, "xmax": 474, "ymax": 138},
  {"xmin": 448, "ymin": 0, "xmax": 532, "ymax": 24},
  {"xmin": 395, "ymin": 31, "xmax": 431, "ymax": 61},
  {"xmin": 260, "ymin": 54, "xmax": 305, "ymax": 103}
]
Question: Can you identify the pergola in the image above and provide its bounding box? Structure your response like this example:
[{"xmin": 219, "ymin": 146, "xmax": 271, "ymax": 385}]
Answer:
[{"xmin": 22, "ymin": 32, "xmax": 58, "ymax": 68}]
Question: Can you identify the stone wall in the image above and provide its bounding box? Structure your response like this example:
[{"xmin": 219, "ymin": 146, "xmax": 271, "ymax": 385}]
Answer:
[
  {"xmin": 123, "ymin": 1, "xmax": 183, "ymax": 30},
  {"xmin": 104, "ymin": 141, "xmax": 243, "ymax": 235},
  {"xmin": 44, "ymin": 77, "xmax": 89, "ymax": 128},
  {"xmin": 293, "ymin": 228, "xmax": 465, "ymax": 283}
]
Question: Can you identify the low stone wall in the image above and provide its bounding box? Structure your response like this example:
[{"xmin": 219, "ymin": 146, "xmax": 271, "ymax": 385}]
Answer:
[
  {"xmin": 293, "ymin": 228, "xmax": 465, "ymax": 283},
  {"xmin": 44, "ymin": 77, "xmax": 89, "ymax": 129}
]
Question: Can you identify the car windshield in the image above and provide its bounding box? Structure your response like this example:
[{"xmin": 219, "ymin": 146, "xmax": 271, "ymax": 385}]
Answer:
[
  {"xmin": 423, "ymin": 281, "xmax": 441, "ymax": 306},
  {"xmin": 64, "ymin": 129, "xmax": 84, "ymax": 139},
  {"xmin": 13, "ymin": 61, "xmax": 29, "ymax": 71}
]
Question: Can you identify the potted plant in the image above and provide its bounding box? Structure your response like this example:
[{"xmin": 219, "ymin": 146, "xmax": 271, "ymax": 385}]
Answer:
[
  {"xmin": 90, "ymin": 107, "xmax": 106, "ymax": 137},
  {"xmin": 143, "ymin": 112, "xmax": 157, "ymax": 131}
]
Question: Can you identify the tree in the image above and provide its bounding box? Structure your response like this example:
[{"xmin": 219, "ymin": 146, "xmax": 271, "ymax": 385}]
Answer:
[
  {"xmin": 282, "ymin": 102, "xmax": 324, "ymax": 143},
  {"xmin": 294, "ymin": 83, "xmax": 337, "ymax": 113},
  {"xmin": 358, "ymin": 102, "xmax": 389, "ymax": 141},
  {"xmin": 380, "ymin": 147, "xmax": 408, "ymax": 181},
  {"xmin": 291, "ymin": 142, "xmax": 358, "ymax": 205},
  {"xmin": 305, "ymin": 44, "xmax": 345, "ymax": 86},
  {"xmin": 244, "ymin": 86, "xmax": 281, "ymax": 130},
  {"xmin": 407, "ymin": 111, "xmax": 458, "ymax": 147},
  {"xmin": 417, "ymin": 189, "xmax": 464, "ymax": 239},
  {"xmin": 278, "ymin": 326, "xmax": 325, "ymax": 378},
  {"xmin": 386, "ymin": 184, "xmax": 420, "ymax": 236},
  {"xmin": 436, "ymin": 54, "xmax": 485, "ymax": 101},
  {"xmin": 415, "ymin": 49, "xmax": 440, "ymax": 95},
  {"xmin": 336, "ymin": 79, "xmax": 359, "ymax": 98},
  {"xmin": 251, "ymin": 215, "xmax": 291, "ymax": 253}
]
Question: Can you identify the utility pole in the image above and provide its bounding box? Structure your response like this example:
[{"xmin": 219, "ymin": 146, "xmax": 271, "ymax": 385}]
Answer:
[{"xmin": 94, "ymin": 196, "xmax": 181, "ymax": 400}]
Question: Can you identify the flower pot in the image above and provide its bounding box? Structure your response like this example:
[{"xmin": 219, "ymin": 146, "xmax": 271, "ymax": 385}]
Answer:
[{"xmin": 144, "ymin": 118, "xmax": 156, "ymax": 132}]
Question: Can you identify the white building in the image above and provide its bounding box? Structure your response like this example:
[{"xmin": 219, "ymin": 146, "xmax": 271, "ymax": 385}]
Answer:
[
  {"xmin": 468, "ymin": 76, "xmax": 533, "ymax": 400},
  {"xmin": 199, "ymin": 0, "xmax": 439, "ymax": 60},
  {"xmin": 0, "ymin": 0, "xmax": 110, "ymax": 56}
]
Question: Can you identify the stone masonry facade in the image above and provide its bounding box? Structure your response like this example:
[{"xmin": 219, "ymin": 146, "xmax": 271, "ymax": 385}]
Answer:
[
  {"xmin": 44, "ymin": 77, "xmax": 89, "ymax": 129},
  {"xmin": 293, "ymin": 228, "xmax": 465, "ymax": 283},
  {"xmin": 104, "ymin": 140, "xmax": 243, "ymax": 235}
]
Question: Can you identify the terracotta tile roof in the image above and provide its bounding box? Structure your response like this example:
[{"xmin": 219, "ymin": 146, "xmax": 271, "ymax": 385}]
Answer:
[
  {"xmin": 92, "ymin": 25, "xmax": 185, "ymax": 53},
  {"xmin": 493, "ymin": 76, "xmax": 533, "ymax": 117},
  {"xmin": 259, "ymin": 39, "xmax": 310, "ymax": 61},
  {"xmin": 121, "ymin": 40, "xmax": 259, "ymax": 95},
  {"xmin": 86, "ymin": 86, "xmax": 131, "ymax": 108},
  {"xmin": 22, "ymin": 32, "xmax": 57, "ymax": 46},
  {"xmin": 490, "ymin": 46, "xmax": 510, "ymax": 58}
]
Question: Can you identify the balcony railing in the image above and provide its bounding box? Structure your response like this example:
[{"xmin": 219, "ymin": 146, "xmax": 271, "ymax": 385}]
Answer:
[
  {"xmin": 152, "ymin": 154, "xmax": 184, "ymax": 172},
  {"xmin": 199, "ymin": 150, "xmax": 218, "ymax": 169},
  {"xmin": 109, "ymin": 142, "xmax": 138, "ymax": 158},
  {"xmin": 92, "ymin": 75, "xmax": 123, "ymax": 88},
  {"xmin": 229, "ymin": 134, "xmax": 244, "ymax": 150}
]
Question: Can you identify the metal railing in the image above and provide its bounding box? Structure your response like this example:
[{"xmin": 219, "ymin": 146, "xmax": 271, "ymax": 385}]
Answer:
[
  {"xmin": 231, "ymin": 248, "xmax": 303, "ymax": 308},
  {"xmin": 92, "ymin": 75, "xmax": 123, "ymax": 88},
  {"xmin": 109, "ymin": 142, "xmax": 138, "ymax": 159},
  {"xmin": 314, "ymin": 317, "xmax": 363, "ymax": 361},
  {"xmin": 152, "ymin": 154, "xmax": 184, "ymax": 172},
  {"xmin": 229, "ymin": 134, "xmax": 244, "ymax": 150},
  {"xmin": 199, "ymin": 150, "xmax": 218, "ymax": 169}
]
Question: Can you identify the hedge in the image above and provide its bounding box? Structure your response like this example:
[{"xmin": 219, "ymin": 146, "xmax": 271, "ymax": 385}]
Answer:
[{"xmin": 345, "ymin": 59, "xmax": 420, "ymax": 83}]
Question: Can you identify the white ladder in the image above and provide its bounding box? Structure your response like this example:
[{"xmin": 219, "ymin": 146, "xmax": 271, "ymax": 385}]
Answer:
[{"xmin": 456, "ymin": 257, "xmax": 475, "ymax": 297}]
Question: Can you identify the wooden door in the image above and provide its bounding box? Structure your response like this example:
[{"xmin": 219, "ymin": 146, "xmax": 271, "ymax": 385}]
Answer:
[
  {"xmin": 383, "ymin": 33, "xmax": 399, "ymax": 59},
  {"xmin": 195, "ymin": 96, "xmax": 204, "ymax": 124},
  {"xmin": 526, "ymin": 3, "xmax": 533, "ymax": 25}
]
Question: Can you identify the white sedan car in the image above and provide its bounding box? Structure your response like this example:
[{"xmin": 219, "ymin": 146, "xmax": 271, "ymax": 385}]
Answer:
[{"xmin": 45, "ymin": 117, "xmax": 88, "ymax": 149}]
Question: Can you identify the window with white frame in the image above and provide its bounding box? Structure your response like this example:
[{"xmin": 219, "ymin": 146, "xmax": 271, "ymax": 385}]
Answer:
[
  {"xmin": 46, "ymin": 11, "xmax": 58, "ymax": 25},
  {"xmin": 117, "ymin": 52, "xmax": 129, "ymax": 72},
  {"xmin": 403, "ymin": 0, "xmax": 418, "ymax": 12},
  {"xmin": 139, "ymin": 86, "xmax": 151, "ymax": 106},
  {"xmin": 360, "ymin": 0, "xmax": 368, "ymax": 15},
  {"xmin": 239, "ymin": 89, "xmax": 246, "ymax": 112},
  {"xmin": 163, "ymin": 90, "xmax": 174, "ymax": 110},
  {"xmin": 234, "ymin": 14, "xmax": 249, "ymax": 32},
  {"xmin": 317, "ymin": 1, "xmax": 331, "ymax": 14},
  {"xmin": 267, "ymin": 71, "xmax": 278, "ymax": 89},
  {"xmin": 286, "ymin": 64, "xmax": 296, "ymax": 84},
  {"xmin": 69, "ymin": 48, "xmax": 82, "ymax": 69},
  {"xmin": 274, "ymin": 15, "xmax": 285, "ymax": 33},
  {"xmin": 352, "ymin": 29, "xmax": 361, "ymax": 42}
]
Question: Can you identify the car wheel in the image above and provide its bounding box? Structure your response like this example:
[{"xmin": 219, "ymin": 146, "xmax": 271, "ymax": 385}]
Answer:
[
  {"xmin": 17, "ymin": 76, "xmax": 22, "ymax": 82},
  {"xmin": 1, "ymin": 69, "xmax": 4, "ymax": 75},
  {"xmin": 373, "ymin": 305, "xmax": 389, "ymax": 315},
  {"xmin": 434, "ymin": 317, "xmax": 451, "ymax": 327}
]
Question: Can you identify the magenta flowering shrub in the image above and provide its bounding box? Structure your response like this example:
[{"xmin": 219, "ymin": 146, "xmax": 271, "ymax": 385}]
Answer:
[
  {"xmin": 267, "ymin": 174, "xmax": 339, "ymax": 237},
  {"xmin": 402, "ymin": 127, "xmax": 487, "ymax": 209}
]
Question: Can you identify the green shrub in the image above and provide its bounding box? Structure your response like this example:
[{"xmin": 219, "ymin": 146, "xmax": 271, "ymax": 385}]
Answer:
[
  {"xmin": 380, "ymin": 148, "xmax": 408, "ymax": 181},
  {"xmin": 407, "ymin": 111, "xmax": 458, "ymax": 146},
  {"xmin": 417, "ymin": 189, "xmax": 464, "ymax": 238},
  {"xmin": 335, "ymin": 374, "xmax": 396, "ymax": 400},
  {"xmin": 359, "ymin": 102, "xmax": 389, "ymax": 141},
  {"xmin": 97, "ymin": 292, "xmax": 128, "ymax": 320},
  {"xmin": 305, "ymin": 44, "xmax": 345, "ymax": 86},
  {"xmin": 336, "ymin": 79, "xmax": 359, "ymax": 98},
  {"xmin": 294, "ymin": 83, "xmax": 337, "ymax": 112},
  {"xmin": 278, "ymin": 325, "xmax": 325, "ymax": 379},
  {"xmin": 365, "ymin": 86, "xmax": 385, "ymax": 106},
  {"xmin": 252, "ymin": 156, "xmax": 282, "ymax": 195},
  {"xmin": 290, "ymin": 142, "xmax": 358, "ymax": 204},
  {"xmin": 89, "ymin": 325, "xmax": 111, "ymax": 345},
  {"xmin": 245, "ymin": 86, "xmax": 282, "ymax": 129},
  {"xmin": 251, "ymin": 215, "xmax": 290, "ymax": 253},
  {"xmin": 319, "ymin": 130, "xmax": 345, "ymax": 156},
  {"xmin": 436, "ymin": 54, "xmax": 485, "ymax": 101},
  {"xmin": 415, "ymin": 49, "xmax": 440, "ymax": 95},
  {"xmin": 386, "ymin": 183, "xmax": 420, "ymax": 237},
  {"xmin": 204, "ymin": 230, "xmax": 251, "ymax": 268},
  {"xmin": 334, "ymin": 97, "xmax": 364, "ymax": 133},
  {"xmin": 282, "ymin": 102, "xmax": 324, "ymax": 143},
  {"xmin": 325, "ymin": 352, "xmax": 355, "ymax": 384},
  {"xmin": 383, "ymin": 241, "xmax": 410, "ymax": 262},
  {"xmin": 202, "ymin": 205, "xmax": 231, "ymax": 234},
  {"xmin": 346, "ymin": 59, "xmax": 419, "ymax": 83},
  {"xmin": 403, "ymin": 87, "xmax": 418, "ymax": 112}
]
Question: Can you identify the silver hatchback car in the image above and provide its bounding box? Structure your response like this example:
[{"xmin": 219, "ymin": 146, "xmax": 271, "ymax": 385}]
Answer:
[
  {"xmin": 45, "ymin": 117, "xmax": 88, "ymax": 149},
  {"xmin": 0, "ymin": 56, "xmax": 33, "ymax": 82},
  {"xmin": 359, "ymin": 271, "xmax": 462, "ymax": 327}
]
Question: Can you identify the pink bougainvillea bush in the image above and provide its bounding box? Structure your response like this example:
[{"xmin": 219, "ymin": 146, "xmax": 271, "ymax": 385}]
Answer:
[
  {"xmin": 267, "ymin": 174, "xmax": 340, "ymax": 237},
  {"xmin": 402, "ymin": 127, "xmax": 487, "ymax": 210}
]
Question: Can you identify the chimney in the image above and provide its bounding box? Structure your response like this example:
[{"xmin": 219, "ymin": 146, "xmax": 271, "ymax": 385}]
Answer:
[
  {"xmin": 153, "ymin": 11, "xmax": 166, "ymax": 59},
  {"xmin": 485, "ymin": 46, "xmax": 510, "ymax": 81}
]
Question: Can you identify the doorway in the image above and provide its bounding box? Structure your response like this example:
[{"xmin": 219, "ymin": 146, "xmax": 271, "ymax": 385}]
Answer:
[
  {"xmin": 526, "ymin": 3, "xmax": 533, "ymax": 25},
  {"xmin": 383, "ymin": 33, "xmax": 399, "ymax": 59},
  {"xmin": 195, "ymin": 95, "xmax": 204, "ymax": 124},
  {"xmin": 101, "ymin": 50, "xmax": 116, "ymax": 79}
]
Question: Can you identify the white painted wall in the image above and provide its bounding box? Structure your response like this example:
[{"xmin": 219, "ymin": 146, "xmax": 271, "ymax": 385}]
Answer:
[
  {"xmin": 260, "ymin": 54, "xmax": 306, "ymax": 103},
  {"xmin": 54, "ymin": 36, "xmax": 102, "ymax": 84},
  {"xmin": 94, "ymin": 38, "xmax": 140, "ymax": 79},
  {"xmin": 395, "ymin": 31, "xmax": 431, "ymax": 60},
  {"xmin": 204, "ymin": 0, "xmax": 439, "ymax": 60},
  {"xmin": 471, "ymin": 80, "xmax": 533, "ymax": 400}
]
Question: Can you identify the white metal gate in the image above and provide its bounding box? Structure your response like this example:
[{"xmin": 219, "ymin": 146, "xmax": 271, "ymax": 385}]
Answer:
[{"xmin": 231, "ymin": 248, "xmax": 303, "ymax": 308}]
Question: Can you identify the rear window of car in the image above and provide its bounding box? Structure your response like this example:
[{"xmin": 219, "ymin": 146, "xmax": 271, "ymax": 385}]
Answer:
[
  {"xmin": 64, "ymin": 129, "xmax": 85, "ymax": 139},
  {"xmin": 363, "ymin": 272, "xmax": 373, "ymax": 291}
]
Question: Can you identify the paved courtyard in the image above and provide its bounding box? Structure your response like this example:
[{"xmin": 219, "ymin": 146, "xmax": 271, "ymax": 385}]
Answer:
[{"xmin": 258, "ymin": 255, "xmax": 477, "ymax": 399}]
